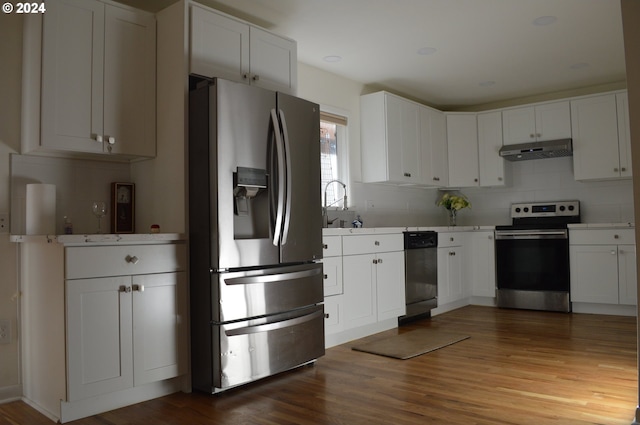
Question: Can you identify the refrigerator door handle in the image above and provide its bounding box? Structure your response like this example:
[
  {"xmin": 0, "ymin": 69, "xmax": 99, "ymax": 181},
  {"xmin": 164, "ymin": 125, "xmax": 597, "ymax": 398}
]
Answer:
[
  {"xmin": 278, "ymin": 109, "xmax": 293, "ymax": 245},
  {"xmin": 271, "ymin": 108, "xmax": 286, "ymax": 246},
  {"xmin": 224, "ymin": 308, "xmax": 324, "ymax": 336},
  {"xmin": 224, "ymin": 267, "xmax": 321, "ymax": 285}
]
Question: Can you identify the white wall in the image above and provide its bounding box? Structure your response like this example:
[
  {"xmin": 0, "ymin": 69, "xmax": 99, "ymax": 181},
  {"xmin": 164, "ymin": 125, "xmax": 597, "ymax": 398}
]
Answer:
[{"xmin": 0, "ymin": 13, "xmax": 23, "ymax": 399}]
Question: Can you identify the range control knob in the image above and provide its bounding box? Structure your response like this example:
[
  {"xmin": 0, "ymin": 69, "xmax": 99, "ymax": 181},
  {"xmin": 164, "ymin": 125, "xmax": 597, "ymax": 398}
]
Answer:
[
  {"xmin": 524, "ymin": 207, "xmax": 529, "ymax": 213},
  {"xmin": 515, "ymin": 207, "xmax": 521, "ymax": 213},
  {"xmin": 559, "ymin": 205, "xmax": 566, "ymax": 211},
  {"xmin": 568, "ymin": 205, "xmax": 575, "ymax": 211}
]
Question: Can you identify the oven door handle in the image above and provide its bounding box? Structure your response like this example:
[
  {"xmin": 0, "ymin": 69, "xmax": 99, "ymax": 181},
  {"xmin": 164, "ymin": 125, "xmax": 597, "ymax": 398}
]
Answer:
[
  {"xmin": 495, "ymin": 230, "xmax": 568, "ymax": 240},
  {"xmin": 496, "ymin": 230, "xmax": 567, "ymax": 240}
]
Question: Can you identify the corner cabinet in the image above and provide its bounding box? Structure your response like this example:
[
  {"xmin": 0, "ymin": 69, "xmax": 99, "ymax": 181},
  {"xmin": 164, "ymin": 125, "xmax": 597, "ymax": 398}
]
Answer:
[
  {"xmin": 361, "ymin": 92, "xmax": 422, "ymax": 185},
  {"xmin": 571, "ymin": 92, "xmax": 632, "ymax": 180},
  {"xmin": 446, "ymin": 113, "xmax": 480, "ymax": 187},
  {"xmin": 190, "ymin": 3, "xmax": 297, "ymax": 94},
  {"xmin": 569, "ymin": 228, "xmax": 637, "ymax": 315},
  {"xmin": 24, "ymin": 0, "xmax": 156, "ymax": 159},
  {"xmin": 15, "ymin": 236, "xmax": 188, "ymax": 423},
  {"xmin": 420, "ymin": 106, "xmax": 449, "ymax": 186}
]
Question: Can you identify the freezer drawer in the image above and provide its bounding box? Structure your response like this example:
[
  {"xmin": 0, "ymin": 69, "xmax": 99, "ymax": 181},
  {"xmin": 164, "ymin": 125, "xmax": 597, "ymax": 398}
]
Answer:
[
  {"xmin": 215, "ymin": 262, "xmax": 323, "ymax": 322},
  {"xmin": 213, "ymin": 304, "xmax": 325, "ymax": 389}
]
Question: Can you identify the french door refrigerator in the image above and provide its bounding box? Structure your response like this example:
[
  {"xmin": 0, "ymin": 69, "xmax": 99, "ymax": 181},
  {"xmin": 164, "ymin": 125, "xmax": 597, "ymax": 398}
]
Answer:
[{"xmin": 188, "ymin": 78, "xmax": 324, "ymax": 393}]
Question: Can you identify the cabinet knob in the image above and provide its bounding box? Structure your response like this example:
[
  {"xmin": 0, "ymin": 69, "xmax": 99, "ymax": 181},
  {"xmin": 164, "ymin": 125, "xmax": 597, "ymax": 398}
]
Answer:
[
  {"xmin": 133, "ymin": 284, "xmax": 144, "ymax": 292},
  {"xmin": 324, "ymin": 313, "xmax": 330, "ymax": 319},
  {"xmin": 404, "ymin": 172, "xmax": 412, "ymax": 177},
  {"xmin": 107, "ymin": 136, "xmax": 116, "ymax": 145},
  {"xmin": 611, "ymin": 250, "xmax": 617, "ymax": 255},
  {"xmin": 474, "ymin": 178, "xmax": 478, "ymax": 182},
  {"xmin": 614, "ymin": 234, "xmax": 619, "ymax": 239},
  {"xmin": 324, "ymin": 274, "xmax": 328, "ymax": 279},
  {"xmin": 119, "ymin": 286, "xmax": 132, "ymax": 293},
  {"xmin": 530, "ymin": 134, "xmax": 535, "ymax": 138},
  {"xmin": 498, "ymin": 177, "xmax": 503, "ymax": 181},
  {"xmin": 373, "ymin": 259, "xmax": 378, "ymax": 264},
  {"xmin": 126, "ymin": 255, "xmax": 139, "ymax": 264},
  {"xmin": 536, "ymin": 133, "xmax": 541, "ymax": 138},
  {"xmin": 323, "ymin": 244, "xmax": 328, "ymax": 249},
  {"xmin": 94, "ymin": 134, "xmax": 103, "ymax": 143},
  {"xmin": 614, "ymin": 167, "xmax": 619, "ymax": 172},
  {"xmin": 242, "ymin": 73, "xmax": 249, "ymax": 80},
  {"xmin": 252, "ymin": 74, "xmax": 260, "ymax": 82},
  {"xmin": 621, "ymin": 167, "xmax": 627, "ymax": 172},
  {"xmin": 374, "ymin": 241, "xmax": 380, "ymax": 246},
  {"xmin": 450, "ymin": 237, "xmax": 454, "ymax": 242},
  {"xmin": 433, "ymin": 177, "xmax": 440, "ymax": 181},
  {"xmin": 378, "ymin": 258, "xmax": 383, "ymax": 264},
  {"xmin": 449, "ymin": 251, "xmax": 455, "ymax": 256}
]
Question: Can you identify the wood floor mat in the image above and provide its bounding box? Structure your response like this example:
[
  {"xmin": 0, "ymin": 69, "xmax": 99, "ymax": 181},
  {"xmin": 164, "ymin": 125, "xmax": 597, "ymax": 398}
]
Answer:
[{"xmin": 351, "ymin": 328, "xmax": 470, "ymax": 359}]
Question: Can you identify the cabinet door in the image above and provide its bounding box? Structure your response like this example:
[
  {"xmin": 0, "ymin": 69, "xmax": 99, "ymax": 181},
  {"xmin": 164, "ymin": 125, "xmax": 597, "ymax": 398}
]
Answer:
[
  {"xmin": 570, "ymin": 245, "xmax": 619, "ymax": 304},
  {"xmin": 618, "ymin": 245, "xmax": 637, "ymax": 306},
  {"xmin": 132, "ymin": 272, "xmax": 187, "ymax": 385},
  {"xmin": 103, "ymin": 5, "xmax": 156, "ymax": 157},
  {"xmin": 477, "ymin": 111, "xmax": 505, "ymax": 187},
  {"xmin": 323, "ymin": 295, "xmax": 344, "ymax": 336},
  {"xmin": 502, "ymin": 106, "xmax": 536, "ymax": 146},
  {"xmin": 571, "ymin": 94, "xmax": 621, "ymax": 180},
  {"xmin": 386, "ymin": 95, "xmax": 421, "ymax": 184},
  {"xmin": 342, "ymin": 253, "xmax": 377, "ymax": 329},
  {"xmin": 535, "ymin": 101, "xmax": 571, "ymax": 141},
  {"xmin": 41, "ymin": 0, "xmax": 104, "ymax": 153},
  {"xmin": 249, "ymin": 27, "xmax": 297, "ymax": 94},
  {"xmin": 375, "ymin": 251, "xmax": 406, "ymax": 321},
  {"xmin": 617, "ymin": 92, "xmax": 632, "ymax": 178},
  {"xmin": 469, "ymin": 232, "xmax": 496, "ymax": 298},
  {"xmin": 420, "ymin": 106, "xmax": 448, "ymax": 186},
  {"xmin": 447, "ymin": 113, "xmax": 479, "ymax": 187},
  {"xmin": 190, "ymin": 5, "xmax": 249, "ymax": 81},
  {"xmin": 321, "ymin": 256, "xmax": 343, "ymax": 296},
  {"xmin": 437, "ymin": 246, "xmax": 463, "ymax": 305},
  {"xmin": 66, "ymin": 276, "xmax": 133, "ymax": 401}
]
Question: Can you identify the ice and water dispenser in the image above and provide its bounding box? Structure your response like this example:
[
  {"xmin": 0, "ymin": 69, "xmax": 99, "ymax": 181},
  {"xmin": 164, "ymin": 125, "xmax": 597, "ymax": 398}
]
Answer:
[{"xmin": 233, "ymin": 167, "xmax": 269, "ymax": 239}]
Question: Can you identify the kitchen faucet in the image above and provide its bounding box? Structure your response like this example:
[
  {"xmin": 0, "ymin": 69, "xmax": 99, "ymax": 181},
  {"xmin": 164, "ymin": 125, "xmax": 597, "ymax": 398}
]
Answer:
[{"xmin": 323, "ymin": 179, "xmax": 348, "ymax": 228}]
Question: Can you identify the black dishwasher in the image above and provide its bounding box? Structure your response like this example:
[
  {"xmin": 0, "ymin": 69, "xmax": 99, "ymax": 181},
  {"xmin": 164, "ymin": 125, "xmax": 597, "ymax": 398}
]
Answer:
[{"xmin": 398, "ymin": 231, "xmax": 438, "ymax": 325}]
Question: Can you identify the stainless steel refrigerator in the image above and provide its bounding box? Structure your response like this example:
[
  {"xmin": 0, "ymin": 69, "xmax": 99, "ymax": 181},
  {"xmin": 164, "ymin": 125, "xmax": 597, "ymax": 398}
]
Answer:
[{"xmin": 188, "ymin": 78, "xmax": 324, "ymax": 393}]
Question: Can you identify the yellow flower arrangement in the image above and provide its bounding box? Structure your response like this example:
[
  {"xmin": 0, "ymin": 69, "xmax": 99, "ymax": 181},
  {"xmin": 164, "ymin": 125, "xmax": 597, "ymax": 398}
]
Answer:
[{"xmin": 436, "ymin": 193, "xmax": 471, "ymax": 211}]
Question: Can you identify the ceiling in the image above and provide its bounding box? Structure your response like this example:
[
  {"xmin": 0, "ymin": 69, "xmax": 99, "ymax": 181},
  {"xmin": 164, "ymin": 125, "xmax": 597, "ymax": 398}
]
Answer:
[{"xmin": 121, "ymin": 0, "xmax": 627, "ymax": 109}]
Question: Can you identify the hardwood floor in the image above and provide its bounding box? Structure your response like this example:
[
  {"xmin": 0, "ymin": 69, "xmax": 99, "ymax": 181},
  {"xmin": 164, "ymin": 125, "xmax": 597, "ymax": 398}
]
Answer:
[{"xmin": 1, "ymin": 306, "xmax": 637, "ymax": 425}]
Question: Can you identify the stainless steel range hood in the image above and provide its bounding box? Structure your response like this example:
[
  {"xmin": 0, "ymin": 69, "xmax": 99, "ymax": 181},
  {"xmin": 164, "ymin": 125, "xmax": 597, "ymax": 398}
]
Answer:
[{"xmin": 499, "ymin": 138, "xmax": 573, "ymax": 161}]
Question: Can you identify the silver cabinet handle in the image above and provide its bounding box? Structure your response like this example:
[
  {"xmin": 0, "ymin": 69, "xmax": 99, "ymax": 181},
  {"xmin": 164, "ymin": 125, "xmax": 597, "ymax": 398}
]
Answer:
[
  {"xmin": 323, "ymin": 244, "xmax": 328, "ymax": 249},
  {"xmin": 323, "ymin": 274, "xmax": 328, "ymax": 279},
  {"xmin": 611, "ymin": 250, "xmax": 617, "ymax": 255},
  {"xmin": 119, "ymin": 285, "xmax": 131, "ymax": 293},
  {"xmin": 95, "ymin": 134, "xmax": 103, "ymax": 143},
  {"xmin": 374, "ymin": 241, "xmax": 380, "ymax": 246},
  {"xmin": 126, "ymin": 255, "xmax": 139, "ymax": 264},
  {"xmin": 614, "ymin": 234, "xmax": 619, "ymax": 239},
  {"xmin": 133, "ymin": 284, "xmax": 144, "ymax": 292},
  {"xmin": 378, "ymin": 258, "xmax": 383, "ymax": 264},
  {"xmin": 107, "ymin": 136, "xmax": 116, "ymax": 145},
  {"xmin": 373, "ymin": 259, "xmax": 378, "ymax": 264},
  {"xmin": 614, "ymin": 167, "xmax": 619, "ymax": 172},
  {"xmin": 252, "ymin": 74, "xmax": 260, "ymax": 82},
  {"xmin": 403, "ymin": 172, "xmax": 411, "ymax": 177},
  {"xmin": 621, "ymin": 167, "xmax": 627, "ymax": 172},
  {"xmin": 433, "ymin": 176, "xmax": 440, "ymax": 181},
  {"xmin": 242, "ymin": 73, "xmax": 249, "ymax": 80}
]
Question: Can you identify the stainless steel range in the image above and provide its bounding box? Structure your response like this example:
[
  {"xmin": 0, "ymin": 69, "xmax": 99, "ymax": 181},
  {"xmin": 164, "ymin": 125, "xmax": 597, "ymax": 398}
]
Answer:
[{"xmin": 495, "ymin": 200, "xmax": 580, "ymax": 312}]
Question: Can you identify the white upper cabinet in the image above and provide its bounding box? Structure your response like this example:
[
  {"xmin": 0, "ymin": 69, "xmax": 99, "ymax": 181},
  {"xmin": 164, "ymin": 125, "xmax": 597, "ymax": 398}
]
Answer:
[
  {"xmin": 571, "ymin": 92, "xmax": 631, "ymax": 180},
  {"xmin": 361, "ymin": 92, "xmax": 422, "ymax": 185},
  {"xmin": 420, "ymin": 106, "xmax": 448, "ymax": 186},
  {"xmin": 36, "ymin": 0, "xmax": 156, "ymax": 158},
  {"xmin": 446, "ymin": 113, "xmax": 479, "ymax": 187},
  {"xmin": 190, "ymin": 4, "xmax": 297, "ymax": 94},
  {"xmin": 502, "ymin": 101, "xmax": 571, "ymax": 146},
  {"xmin": 477, "ymin": 111, "xmax": 505, "ymax": 186}
]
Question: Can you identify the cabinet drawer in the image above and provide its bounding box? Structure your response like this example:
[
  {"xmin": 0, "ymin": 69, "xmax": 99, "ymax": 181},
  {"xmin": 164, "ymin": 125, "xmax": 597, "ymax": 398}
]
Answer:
[
  {"xmin": 438, "ymin": 232, "xmax": 464, "ymax": 248},
  {"xmin": 570, "ymin": 229, "xmax": 635, "ymax": 245},
  {"xmin": 342, "ymin": 233, "xmax": 403, "ymax": 255},
  {"xmin": 66, "ymin": 243, "xmax": 187, "ymax": 279},
  {"xmin": 322, "ymin": 236, "xmax": 342, "ymax": 257}
]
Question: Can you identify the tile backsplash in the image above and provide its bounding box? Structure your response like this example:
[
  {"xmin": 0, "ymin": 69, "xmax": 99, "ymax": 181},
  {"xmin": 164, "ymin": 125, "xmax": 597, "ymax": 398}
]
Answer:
[{"xmin": 10, "ymin": 154, "xmax": 131, "ymax": 234}]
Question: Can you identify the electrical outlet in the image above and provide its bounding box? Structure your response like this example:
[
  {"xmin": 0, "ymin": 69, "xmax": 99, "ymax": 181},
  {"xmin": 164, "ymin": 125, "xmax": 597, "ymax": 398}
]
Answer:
[
  {"xmin": 0, "ymin": 320, "xmax": 11, "ymax": 344},
  {"xmin": 0, "ymin": 213, "xmax": 8, "ymax": 234}
]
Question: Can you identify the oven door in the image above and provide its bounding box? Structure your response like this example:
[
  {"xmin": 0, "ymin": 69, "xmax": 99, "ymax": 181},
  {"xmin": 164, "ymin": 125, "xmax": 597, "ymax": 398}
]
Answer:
[{"xmin": 495, "ymin": 229, "xmax": 570, "ymax": 292}]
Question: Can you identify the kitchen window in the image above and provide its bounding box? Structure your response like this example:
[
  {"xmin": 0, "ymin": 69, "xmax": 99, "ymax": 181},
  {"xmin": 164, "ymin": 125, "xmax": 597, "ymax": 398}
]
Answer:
[{"xmin": 320, "ymin": 109, "xmax": 349, "ymax": 208}]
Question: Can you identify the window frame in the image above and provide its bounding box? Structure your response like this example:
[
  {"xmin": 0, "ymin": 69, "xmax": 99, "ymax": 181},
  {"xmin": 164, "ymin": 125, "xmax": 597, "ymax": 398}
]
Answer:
[{"xmin": 319, "ymin": 105, "xmax": 350, "ymax": 210}]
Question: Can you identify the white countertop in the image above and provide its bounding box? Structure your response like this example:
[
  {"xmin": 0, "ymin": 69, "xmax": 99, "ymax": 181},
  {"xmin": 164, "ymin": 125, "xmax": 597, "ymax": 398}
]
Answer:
[
  {"xmin": 10, "ymin": 233, "xmax": 186, "ymax": 245},
  {"xmin": 568, "ymin": 223, "xmax": 635, "ymax": 229},
  {"xmin": 322, "ymin": 225, "xmax": 495, "ymax": 236}
]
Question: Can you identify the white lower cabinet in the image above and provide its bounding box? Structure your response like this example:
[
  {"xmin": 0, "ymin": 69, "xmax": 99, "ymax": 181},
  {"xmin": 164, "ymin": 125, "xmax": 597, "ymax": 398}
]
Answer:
[
  {"xmin": 467, "ymin": 231, "xmax": 496, "ymax": 299},
  {"xmin": 66, "ymin": 271, "xmax": 187, "ymax": 401},
  {"xmin": 437, "ymin": 243, "xmax": 464, "ymax": 306},
  {"xmin": 17, "ymin": 238, "xmax": 188, "ymax": 423},
  {"xmin": 570, "ymin": 228, "xmax": 637, "ymax": 313},
  {"xmin": 323, "ymin": 232, "xmax": 405, "ymax": 347}
]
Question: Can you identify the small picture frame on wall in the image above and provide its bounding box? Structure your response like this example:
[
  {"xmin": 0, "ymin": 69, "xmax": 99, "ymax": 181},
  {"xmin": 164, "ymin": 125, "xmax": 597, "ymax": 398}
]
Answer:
[{"xmin": 111, "ymin": 182, "xmax": 135, "ymax": 234}]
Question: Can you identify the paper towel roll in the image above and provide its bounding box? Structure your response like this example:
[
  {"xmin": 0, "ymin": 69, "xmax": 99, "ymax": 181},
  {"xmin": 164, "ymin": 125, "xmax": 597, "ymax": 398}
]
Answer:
[{"xmin": 26, "ymin": 184, "xmax": 56, "ymax": 235}]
